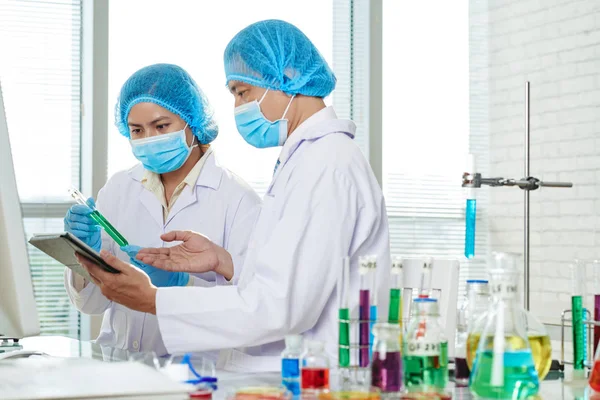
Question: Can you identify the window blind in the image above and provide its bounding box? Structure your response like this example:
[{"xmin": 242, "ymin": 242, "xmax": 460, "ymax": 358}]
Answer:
[
  {"xmin": 0, "ymin": 0, "xmax": 83, "ymax": 338},
  {"xmin": 381, "ymin": 0, "xmax": 488, "ymax": 296}
]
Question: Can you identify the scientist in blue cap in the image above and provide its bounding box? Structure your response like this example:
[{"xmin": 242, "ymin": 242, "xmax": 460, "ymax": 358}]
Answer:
[
  {"xmin": 76, "ymin": 20, "xmax": 391, "ymax": 370},
  {"xmin": 64, "ymin": 64, "xmax": 261, "ymax": 355}
]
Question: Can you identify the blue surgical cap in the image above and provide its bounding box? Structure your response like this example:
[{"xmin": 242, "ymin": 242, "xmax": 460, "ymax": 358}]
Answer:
[
  {"xmin": 115, "ymin": 64, "xmax": 218, "ymax": 144},
  {"xmin": 224, "ymin": 19, "xmax": 336, "ymax": 98}
]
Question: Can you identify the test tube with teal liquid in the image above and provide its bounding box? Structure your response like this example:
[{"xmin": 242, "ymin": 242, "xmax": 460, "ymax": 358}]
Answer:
[
  {"xmin": 464, "ymin": 155, "xmax": 476, "ymax": 259},
  {"xmin": 68, "ymin": 188, "xmax": 129, "ymax": 247}
]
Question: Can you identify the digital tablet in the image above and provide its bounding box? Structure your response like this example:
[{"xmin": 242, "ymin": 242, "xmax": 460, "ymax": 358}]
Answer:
[{"xmin": 29, "ymin": 232, "xmax": 120, "ymax": 281}]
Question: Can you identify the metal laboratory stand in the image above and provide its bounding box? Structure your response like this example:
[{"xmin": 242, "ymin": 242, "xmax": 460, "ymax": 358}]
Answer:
[{"xmin": 462, "ymin": 82, "xmax": 573, "ymax": 311}]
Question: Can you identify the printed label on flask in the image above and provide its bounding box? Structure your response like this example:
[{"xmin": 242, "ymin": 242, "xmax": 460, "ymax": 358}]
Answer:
[
  {"xmin": 491, "ymin": 281, "xmax": 517, "ymax": 299},
  {"xmin": 405, "ymin": 340, "xmax": 441, "ymax": 356}
]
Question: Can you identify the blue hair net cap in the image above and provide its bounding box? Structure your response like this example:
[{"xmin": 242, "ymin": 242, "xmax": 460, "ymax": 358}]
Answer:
[
  {"xmin": 224, "ymin": 19, "xmax": 336, "ymax": 98},
  {"xmin": 115, "ymin": 64, "xmax": 218, "ymax": 144}
]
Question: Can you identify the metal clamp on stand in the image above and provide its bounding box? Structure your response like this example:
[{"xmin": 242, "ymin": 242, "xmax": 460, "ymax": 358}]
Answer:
[{"xmin": 462, "ymin": 82, "xmax": 573, "ymax": 311}]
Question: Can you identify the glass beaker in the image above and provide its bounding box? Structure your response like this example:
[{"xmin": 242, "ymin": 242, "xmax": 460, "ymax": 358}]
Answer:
[
  {"xmin": 468, "ymin": 252, "xmax": 540, "ymax": 399},
  {"xmin": 455, "ymin": 279, "xmax": 490, "ymax": 386},
  {"xmin": 403, "ymin": 298, "xmax": 448, "ymax": 394},
  {"xmin": 371, "ymin": 322, "xmax": 402, "ymax": 393}
]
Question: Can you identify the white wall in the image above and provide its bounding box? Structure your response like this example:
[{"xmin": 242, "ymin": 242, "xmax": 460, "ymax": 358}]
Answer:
[{"xmin": 485, "ymin": 0, "xmax": 600, "ymax": 325}]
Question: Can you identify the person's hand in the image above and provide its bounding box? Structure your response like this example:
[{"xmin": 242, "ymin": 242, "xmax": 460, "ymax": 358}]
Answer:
[
  {"xmin": 137, "ymin": 230, "xmax": 234, "ymax": 280},
  {"xmin": 64, "ymin": 198, "xmax": 101, "ymax": 252},
  {"xmin": 75, "ymin": 250, "xmax": 158, "ymax": 314},
  {"xmin": 120, "ymin": 245, "xmax": 190, "ymax": 287}
]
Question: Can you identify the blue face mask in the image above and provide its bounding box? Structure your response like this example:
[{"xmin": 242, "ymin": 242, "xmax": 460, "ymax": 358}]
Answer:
[
  {"xmin": 234, "ymin": 89, "xmax": 295, "ymax": 148},
  {"xmin": 129, "ymin": 124, "xmax": 197, "ymax": 174}
]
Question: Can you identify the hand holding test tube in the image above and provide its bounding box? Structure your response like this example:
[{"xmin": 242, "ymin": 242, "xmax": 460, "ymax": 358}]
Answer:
[{"xmin": 68, "ymin": 188, "xmax": 129, "ymax": 247}]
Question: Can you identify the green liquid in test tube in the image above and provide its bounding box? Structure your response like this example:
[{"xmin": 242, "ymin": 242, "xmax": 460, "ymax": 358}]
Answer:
[
  {"xmin": 68, "ymin": 188, "xmax": 129, "ymax": 247},
  {"xmin": 338, "ymin": 257, "xmax": 350, "ymax": 368},
  {"xmin": 388, "ymin": 256, "xmax": 403, "ymax": 324},
  {"xmin": 571, "ymin": 261, "xmax": 585, "ymax": 374}
]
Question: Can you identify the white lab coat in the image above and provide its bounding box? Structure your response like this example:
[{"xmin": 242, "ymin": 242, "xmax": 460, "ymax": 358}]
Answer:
[
  {"xmin": 156, "ymin": 107, "xmax": 391, "ymax": 371},
  {"xmin": 64, "ymin": 150, "xmax": 261, "ymax": 356}
]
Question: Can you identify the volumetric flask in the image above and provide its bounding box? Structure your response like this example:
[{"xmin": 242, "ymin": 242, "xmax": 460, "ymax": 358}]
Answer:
[
  {"xmin": 403, "ymin": 298, "xmax": 448, "ymax": 394},
  {"xmin": 469, "ymin": 252, "xmax": 540, "ymax": 399}
]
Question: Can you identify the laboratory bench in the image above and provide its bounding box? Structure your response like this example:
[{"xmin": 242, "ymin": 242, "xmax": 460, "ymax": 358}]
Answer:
[{"xmin": 7, "ymin": 336, "xmax": 594, "ymax": 400}]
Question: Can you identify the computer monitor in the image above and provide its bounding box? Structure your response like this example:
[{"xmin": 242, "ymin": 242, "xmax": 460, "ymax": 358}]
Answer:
[{"xmin": 0, "ymin": 82, "xmax": 40, "ymax": 340}]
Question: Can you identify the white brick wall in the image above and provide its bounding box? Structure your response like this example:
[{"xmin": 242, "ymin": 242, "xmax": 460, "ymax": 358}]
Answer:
[{"xmin": 484, "ymin": 0, "xmax": 600, "ymax": 324}]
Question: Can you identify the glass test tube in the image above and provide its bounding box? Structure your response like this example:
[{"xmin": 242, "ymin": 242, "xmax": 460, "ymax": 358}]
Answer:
[
  {"xmin": 594, "ymin": 260, "xmax": 600, "ymax": 356},
  {"xmin": 358, "ymin": 256, "xmax": 371, "ymax": 368},
  {"xmin": 464, "ymin": 154, "xmax": 476, "ymax": 259},
  {"xmin": 572, "ymin": 261, "xmax": 586, "ymax": 372},
  {"xmin": 369, "ymin": 258, "xmax": 378, "ymax": 360},
  {"xmin": 338, "ymin": 257, "xmax": 351, "ymax": 368},
  {"xmin": 68, "ymin": 188, "xmax": 129, "ymax": 247},
  {"xmin": 419, "ymin": 259, "xmax": 433, "ymax": 298},
  {"xmin": 388, "ymin": 256, "xmax": 403, "ymax": 324}
]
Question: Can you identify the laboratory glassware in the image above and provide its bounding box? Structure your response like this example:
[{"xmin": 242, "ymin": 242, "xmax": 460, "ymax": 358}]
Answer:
[
  {"xmin": 469, "ymin": 252, "xmax": 540, "ymax": 399},
  {"xmin": 572, "ymin": 260, "xmax": 586, "ymax": 377},
  {"xmin": 418, "ymin": 259, "xmax": 433, "ymax": 298},
  {"xmin": 281, "ymin": 335, "xmax": 302, "ymax": 395},
  {"xmin": 68, "ymin": 188, "xmax": 129, "ymax": 246},
  {"xmin": 589, "ymin": 333, "xmax": 600, "ymax": 392},
  {"xmin": 455, "ymin": 279, "xmax": 489, "ymax": 386},
  {"xmin": 371, "ymin": 322, "xmax": 402, "ymax": 393},
  {"xmin": 594, "ymin": 260, "xmax": 600, "ymax": 357},
  {"xmin": 464, "ymin": 154, "xmax": 476, "ymax": 259},
  {"xmin": 358, "ymin": 256, "xmax": 373, "ymax": 368},
  {"xmin": 467, "ymin": 272, "xmax": 551, "ymax": 380},
  {"xmin": 403, "ymin": 298, "xmax": 448, "ymax": 394},
  {"xmin": 338, "ymin": 257, "xmax": 351, "ymax": 369},
  {"xmin": 301, "ymin": 340, "xmax": 330, "ymax": 392},
  {"xmin": 388, "ymin": 256, "xmax": 403, "ymax": 324}
]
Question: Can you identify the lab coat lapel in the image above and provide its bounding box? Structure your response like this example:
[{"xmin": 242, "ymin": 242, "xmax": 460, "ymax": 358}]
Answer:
[
  {"xmin": 165, "ymin": 186, "xmax": 197, "ymax": 226},
  {"xmin": 139, "ymin": 189, "xmax": 164, "ymax": 228}
]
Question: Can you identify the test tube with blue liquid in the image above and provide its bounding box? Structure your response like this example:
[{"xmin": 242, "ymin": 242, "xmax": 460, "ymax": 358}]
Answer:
[
  {"xmin": 369, "ymin": 256, "xmax": 378, "ymax": 360},
  {"xmin": 464, "ymin": 154, "xmax": 476, "ymax": 259},
  {"xmin": 68, "ymin": 188, "xmax": 128, "ymax": 247}
]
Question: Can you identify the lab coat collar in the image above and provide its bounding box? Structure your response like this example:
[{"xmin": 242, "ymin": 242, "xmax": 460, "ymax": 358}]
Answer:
[
  {"xmin": 128, "ymin": 149, "xmax": 223, "ymax": 191},
  {"xmin": 277, "ymin": 106, "xmax": 356, "ymax": 168}
]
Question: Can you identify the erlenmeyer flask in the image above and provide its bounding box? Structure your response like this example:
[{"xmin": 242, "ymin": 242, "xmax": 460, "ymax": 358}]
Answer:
[
  {"xmin": 467, "ymin": 258, "xmax": 552, "ymax": 381},
  {"xmin": 469, "ymin": 252, "xmax": 540, "ymax": 399}
]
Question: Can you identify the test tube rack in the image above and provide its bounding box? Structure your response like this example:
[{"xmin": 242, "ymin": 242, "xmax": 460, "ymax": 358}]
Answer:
[
  {"xmin": 462, "ymin": 81, "xmax": 573, "ymax": 311},
  {"xmin": 337, "ymin": 316, "xmax": 378, "ymax": 385},
  {"xmin": 558, "ymin": 308, "xmax": 596, "ymax": 371}
]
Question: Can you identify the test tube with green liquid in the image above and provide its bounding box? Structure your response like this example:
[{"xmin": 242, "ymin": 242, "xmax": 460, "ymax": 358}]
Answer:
[
  {"xmin": 571, "ymin": 260, "xmax": 586, "ymax": 375},
  {"xmin": 338, "ymin": 257, "xmax": 351, "ymax": 369},
  {"xmin": 68, "ymin": 188, "xmax": 128, "ymax": 247},
  {"xmin": 388, "ymin": 256, "xmax": 403, "ymax": 324}
]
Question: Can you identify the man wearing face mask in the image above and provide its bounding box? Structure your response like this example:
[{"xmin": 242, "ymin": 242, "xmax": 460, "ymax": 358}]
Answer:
[
  {"xmin": 74, "ymin": 20, "xmax": 391, "ymax": 370},
  {"xmin": 63, "ymin": 63, "xmax": 261, "ymax": 355}
]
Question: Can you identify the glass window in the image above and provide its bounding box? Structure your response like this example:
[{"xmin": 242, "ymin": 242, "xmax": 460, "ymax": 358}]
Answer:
[
  {"xmin": 107, "ymin": 0, "xmax": 333, "ymax": 198},
  {"xmin": 0, "ymin": 0, "xmax": 83, "ymax": 337},
  {"xmin": 382, "ymin": 0, "xmax": 487, "ymax": 290}
]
